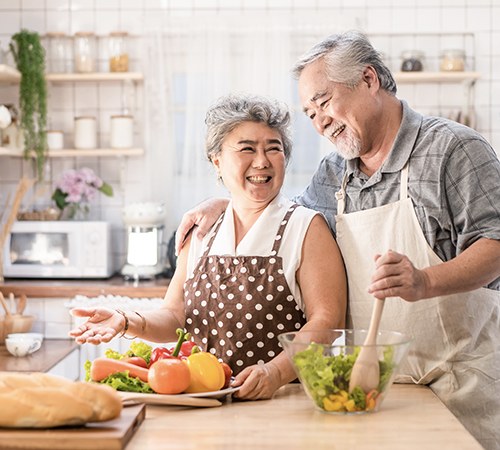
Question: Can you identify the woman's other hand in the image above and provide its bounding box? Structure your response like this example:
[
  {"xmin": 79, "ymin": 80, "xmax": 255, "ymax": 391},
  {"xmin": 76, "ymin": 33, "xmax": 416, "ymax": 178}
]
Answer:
[
  {"xmin": 69, "ymin": 307, "xmax": 124, "ymax": 344},
  {"xmin": 231, "ymin": 362, "xmax": 282, "ymax": 400},
  {"xmin": 175, "ymin": 197, "xmax": 230, "ymax": 255}
]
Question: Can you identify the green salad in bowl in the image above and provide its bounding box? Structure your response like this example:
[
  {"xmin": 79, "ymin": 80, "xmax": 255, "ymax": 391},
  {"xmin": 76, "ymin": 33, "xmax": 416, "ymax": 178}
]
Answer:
[{"xmin": 278, "ymin": 329, "xmax": 411, "ymax": 414}]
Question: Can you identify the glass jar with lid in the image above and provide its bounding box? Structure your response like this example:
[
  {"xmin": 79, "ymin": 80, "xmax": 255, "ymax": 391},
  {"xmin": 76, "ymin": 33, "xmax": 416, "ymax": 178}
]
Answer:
[
  {"xmin": 108, "ymin": 31, "xmax": 129, "ymax": 72},
  {"xmin": 46, "ymin": 32, "xmax": 72, "ymax": 73},
  {"xmin": 400, "ymin": 50, "xmax": 425, "ymax": 72},
  {"xmin": 440, "ymin": 49, "xmax": 466, "ymax": 72},
  {"xmin": 74, "ymin": 32, "xmax": 97, "ymax": 73}
]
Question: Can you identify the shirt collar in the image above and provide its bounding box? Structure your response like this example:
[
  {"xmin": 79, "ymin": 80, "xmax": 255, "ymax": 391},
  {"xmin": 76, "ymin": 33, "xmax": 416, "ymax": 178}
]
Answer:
[{"xmin": 344, "ymin": 99, "xmax": 423, "ymax": 179}]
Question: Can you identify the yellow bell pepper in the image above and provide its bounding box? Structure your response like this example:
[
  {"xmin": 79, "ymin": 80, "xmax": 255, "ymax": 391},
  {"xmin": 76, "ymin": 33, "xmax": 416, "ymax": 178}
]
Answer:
[{"xmin": 184, "ymin": 351, "xmax": 225, "ymax": 393}]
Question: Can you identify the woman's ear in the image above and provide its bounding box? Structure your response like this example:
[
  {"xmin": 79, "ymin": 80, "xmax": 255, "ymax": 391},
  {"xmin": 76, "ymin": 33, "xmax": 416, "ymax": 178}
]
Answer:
[{"xmin": 211, "ymin": 155, "xmax": 220, "ymax": 170}]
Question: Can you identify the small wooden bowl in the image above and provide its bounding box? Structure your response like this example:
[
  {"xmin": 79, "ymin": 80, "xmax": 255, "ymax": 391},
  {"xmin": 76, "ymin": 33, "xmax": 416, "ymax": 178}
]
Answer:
[{"xmin": 0, "ymin": 315, "xmax": 34, "ymax": 344}]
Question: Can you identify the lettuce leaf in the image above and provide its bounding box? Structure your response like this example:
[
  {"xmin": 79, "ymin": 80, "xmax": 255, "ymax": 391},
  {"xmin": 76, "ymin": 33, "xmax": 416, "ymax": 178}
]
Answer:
[
  {"xmin": 292, "ymin": 343, "xmax": 395, "ymax": 410},
  {"xmin": 104, "ymin": 341, "xmax": 152, "ymax": 365}
]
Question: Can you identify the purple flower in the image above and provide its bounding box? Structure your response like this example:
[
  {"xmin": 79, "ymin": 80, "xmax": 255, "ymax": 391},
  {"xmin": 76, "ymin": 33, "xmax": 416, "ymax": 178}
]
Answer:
[{"xmin": 53, "ymin": 167, "xmax": 110, "ymax": 209}]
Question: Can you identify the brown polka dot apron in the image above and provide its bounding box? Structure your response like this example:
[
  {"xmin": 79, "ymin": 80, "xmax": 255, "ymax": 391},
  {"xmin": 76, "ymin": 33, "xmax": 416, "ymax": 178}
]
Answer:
[{"xmin": 184, "ymin": 204, "xmax": 306, "ymax": 374}]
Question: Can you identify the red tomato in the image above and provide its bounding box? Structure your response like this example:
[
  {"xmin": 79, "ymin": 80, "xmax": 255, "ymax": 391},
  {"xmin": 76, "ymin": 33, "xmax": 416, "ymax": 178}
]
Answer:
[
  {"xmin": 148, "ymin": 359, "xmax": 191, "ymax": 394},
  {"xmin": 122, "ymin": 356, "xmax": 148, "ymax": 368}
]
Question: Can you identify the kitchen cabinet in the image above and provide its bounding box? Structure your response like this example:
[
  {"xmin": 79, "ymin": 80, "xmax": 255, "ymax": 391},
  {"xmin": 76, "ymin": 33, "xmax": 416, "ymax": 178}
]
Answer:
[{"xmin": 0, "ymin": 64, "xmax": 145, "ymax": 158}]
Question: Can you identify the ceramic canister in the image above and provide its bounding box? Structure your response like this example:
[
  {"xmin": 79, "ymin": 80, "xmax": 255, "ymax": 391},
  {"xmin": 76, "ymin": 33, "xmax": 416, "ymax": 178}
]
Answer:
[
  {"xmin": 74, "ymin": 116, "xmax": 97, "ymax": 149},
  {"xmin": 110, "ymin": 115, "xmax": 133, "ymax": 148},
  {"xmin": 46, "ymin": 130, "xmax": 64, "ymax": 150}
]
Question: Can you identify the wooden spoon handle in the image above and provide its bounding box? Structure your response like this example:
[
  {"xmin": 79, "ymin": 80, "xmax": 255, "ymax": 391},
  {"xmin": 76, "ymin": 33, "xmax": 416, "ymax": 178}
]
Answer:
[
  {"xmin": 365, "ymin": 298, "xmax": 385, "ymax": 345},
  {"xmin": 0, "ymin": 292, "xmax": 11, "ymax": 317},
  {"xmin": 16, "ymin": 294, "xmax": 27, "ymax": 315}
]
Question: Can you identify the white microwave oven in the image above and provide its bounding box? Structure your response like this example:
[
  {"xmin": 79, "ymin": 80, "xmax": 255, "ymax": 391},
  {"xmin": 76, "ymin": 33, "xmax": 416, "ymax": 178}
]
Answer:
[{"xmin": 3, "ymin": 221, "xmax": 113, "ymax": 279}]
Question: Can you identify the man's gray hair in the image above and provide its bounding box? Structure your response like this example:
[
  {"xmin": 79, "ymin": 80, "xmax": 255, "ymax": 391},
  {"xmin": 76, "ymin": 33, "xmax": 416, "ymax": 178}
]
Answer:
[
  {"xmin": 292, "ymin": 30, "xmax": 397, "ymax": 95},
  {"xmin": 205, "ymin": 93, "xmax": 292, "ymax": 164}
]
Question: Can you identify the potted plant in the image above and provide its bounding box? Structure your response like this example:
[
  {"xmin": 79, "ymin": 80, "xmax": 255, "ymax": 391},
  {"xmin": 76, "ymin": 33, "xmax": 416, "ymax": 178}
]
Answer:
[
  {"xmin": 52, "ymin": 167, "xmax": 113, "ymax": 220},
  {"xmin": 9, "ymin": 29, "xmax": 47, "ymax": 181}
]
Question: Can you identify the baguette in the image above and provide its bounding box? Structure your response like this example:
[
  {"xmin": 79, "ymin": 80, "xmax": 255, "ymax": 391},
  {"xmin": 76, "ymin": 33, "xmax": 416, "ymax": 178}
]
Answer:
[{"xmin": 0, "ymin": 372, "xmax": 122, "ymax": 428}]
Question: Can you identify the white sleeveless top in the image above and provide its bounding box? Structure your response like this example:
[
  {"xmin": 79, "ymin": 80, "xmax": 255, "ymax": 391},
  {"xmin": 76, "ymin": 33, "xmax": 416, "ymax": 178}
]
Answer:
[{"xmin": 186, "ymin": 194, "xmax": 319, "ymax": 312}]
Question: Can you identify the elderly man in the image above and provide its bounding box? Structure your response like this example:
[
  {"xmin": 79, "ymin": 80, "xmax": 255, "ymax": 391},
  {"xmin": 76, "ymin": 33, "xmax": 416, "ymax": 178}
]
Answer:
[{"xmin": 177, "ymin": 31, "xmax": 500, "ymax": 449}]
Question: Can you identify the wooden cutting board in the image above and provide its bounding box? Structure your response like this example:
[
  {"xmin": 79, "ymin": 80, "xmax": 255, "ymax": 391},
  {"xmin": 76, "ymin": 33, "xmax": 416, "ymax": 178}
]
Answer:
[
  {"xmin": 120, "ymin": 391, "xmax": 222, "ymax": 407},
  {"xmin": 0, "ymin": 404, "xmax": 145, "ymax": 450}
]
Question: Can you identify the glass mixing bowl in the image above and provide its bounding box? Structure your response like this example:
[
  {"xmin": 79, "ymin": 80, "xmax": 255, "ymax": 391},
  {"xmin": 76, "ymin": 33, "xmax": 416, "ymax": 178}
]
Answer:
[{"xmin": 278, "ymin": 329, "xmax": 411, "ymax": 414}]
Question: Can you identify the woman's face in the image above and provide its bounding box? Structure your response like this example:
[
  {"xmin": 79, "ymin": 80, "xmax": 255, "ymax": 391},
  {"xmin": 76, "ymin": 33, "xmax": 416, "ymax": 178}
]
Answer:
[{"xmin": 212, "ymin": 121, "xmax": 285, "ymax": 208}]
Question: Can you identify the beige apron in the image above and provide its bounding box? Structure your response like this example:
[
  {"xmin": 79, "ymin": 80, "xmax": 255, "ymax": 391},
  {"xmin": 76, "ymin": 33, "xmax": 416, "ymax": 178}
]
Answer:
[
  {"xmin": 335, "ymin": 164, "xmax": 500, "ymax": 450},
  {"xmin": 184, "ymin": 204, "xmax": 307, "ymax": 375}
]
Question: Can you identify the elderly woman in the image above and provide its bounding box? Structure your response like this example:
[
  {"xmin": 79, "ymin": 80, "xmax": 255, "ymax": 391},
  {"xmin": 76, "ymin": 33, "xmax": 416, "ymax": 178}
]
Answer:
[{"xmin": 69, "ymin": 94, "xmax": 347, "ymax": 400}]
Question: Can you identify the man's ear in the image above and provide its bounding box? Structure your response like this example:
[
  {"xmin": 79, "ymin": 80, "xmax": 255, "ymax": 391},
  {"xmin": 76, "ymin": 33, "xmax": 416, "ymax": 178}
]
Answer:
[{"xmin": 362, "ymin": 66, "xmax": 379, "ymax": 90}]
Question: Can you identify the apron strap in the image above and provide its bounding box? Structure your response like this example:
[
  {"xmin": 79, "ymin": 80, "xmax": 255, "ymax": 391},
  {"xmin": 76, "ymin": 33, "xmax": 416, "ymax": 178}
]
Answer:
[
  {"xmin": 335, "ymin": 172, "xmax": 349, "ymax": 215},
  {"xmin": 201, "ymin": 212, "xmax": 225, "ymax": 258},
  {"xmin": 271, "ymin": 204, "xmax": 300, "ymax": 255},
  {"xmin": 400, "ymin": 162, "xmax": 409, "ymax": 199},
  {"xmin": 336, "ymin": 161, "xmax": 410, "ymax": 215}
]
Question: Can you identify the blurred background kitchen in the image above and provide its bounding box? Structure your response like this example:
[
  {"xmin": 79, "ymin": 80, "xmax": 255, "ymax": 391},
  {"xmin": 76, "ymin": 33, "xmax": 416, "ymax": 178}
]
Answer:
[{"xmin": 0, "ymin": 1, "xmax": 499, "ymax": 376}]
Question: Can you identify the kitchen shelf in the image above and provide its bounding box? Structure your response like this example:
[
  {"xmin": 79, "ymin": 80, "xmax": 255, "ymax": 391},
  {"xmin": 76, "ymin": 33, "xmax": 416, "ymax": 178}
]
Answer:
[
  {"xmin": 46, "ymin": 72, "xmax": 144, "ymax": 82},
  {"xmin": 0, "ymin": 64, "xmax": 21, "ymax": 83},
  {"xmin": 0, "ymin": 67, "xmax": 143, "ymax": 84},
  {"xmin": 394, "ymin": 71, "xmax": 480, "ymax": 84},
  {"xmin": 0, "ymin": 147, "xmax": 144, "ymax": 157}
]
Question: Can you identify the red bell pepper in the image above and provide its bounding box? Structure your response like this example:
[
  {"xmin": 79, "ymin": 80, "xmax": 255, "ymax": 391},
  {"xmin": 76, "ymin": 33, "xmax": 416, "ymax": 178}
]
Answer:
[{"xmin": 150, "ymin": 329, "xmax": 199, "ymax": 365}]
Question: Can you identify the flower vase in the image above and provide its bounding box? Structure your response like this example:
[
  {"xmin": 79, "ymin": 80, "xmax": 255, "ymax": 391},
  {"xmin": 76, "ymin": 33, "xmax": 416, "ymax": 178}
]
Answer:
[{"xmin": 61, "ymin": 203, "xmax": 89, "ymax": 221}]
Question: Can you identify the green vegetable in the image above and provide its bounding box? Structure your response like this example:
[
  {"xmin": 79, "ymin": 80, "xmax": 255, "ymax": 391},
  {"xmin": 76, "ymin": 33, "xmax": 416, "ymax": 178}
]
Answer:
[
  {"xmin": 85, "ymin": 341, "xmax": 154, "ymax": 393},
  {"xmin": 104, "ymin": 341, "xmax": 152, "ymax": 365},
  {"xmin": 292, "ymin": 343, "xmax": 396, "ymax": 412}
]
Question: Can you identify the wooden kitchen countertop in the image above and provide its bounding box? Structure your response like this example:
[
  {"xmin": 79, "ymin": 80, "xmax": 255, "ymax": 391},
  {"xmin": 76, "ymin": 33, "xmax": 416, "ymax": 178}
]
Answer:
[
  {"xmin": 126, "ymin": 383, "xmax": 482, "ymax": 450},
  {"xmin": 0, "ymin": 276, "xmax": 169, "ymax": 299},
  {"xmin": 0, "ymin": 339, "xmax": 78, "ymax": 372}
]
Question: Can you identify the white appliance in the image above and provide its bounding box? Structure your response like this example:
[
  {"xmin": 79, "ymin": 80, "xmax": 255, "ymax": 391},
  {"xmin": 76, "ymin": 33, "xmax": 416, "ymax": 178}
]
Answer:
[
  {"xmin": 120, "ymin": 203, "xmax": 167, "ymax": 280},
  {"xmin": 3, "ymin": 221, "xmax": 113, "ymax": 279}
]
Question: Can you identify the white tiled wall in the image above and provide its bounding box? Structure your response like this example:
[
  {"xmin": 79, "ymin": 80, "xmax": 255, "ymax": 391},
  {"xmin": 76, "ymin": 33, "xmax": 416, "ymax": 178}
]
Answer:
[{"xmin": 0, "ymin": 1, "xmax": 499, "ymax": 268}]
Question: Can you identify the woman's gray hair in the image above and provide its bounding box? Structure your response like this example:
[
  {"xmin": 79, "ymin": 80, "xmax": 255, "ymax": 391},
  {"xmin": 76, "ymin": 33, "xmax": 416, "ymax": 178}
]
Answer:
[
  {"xmin": 205, "ymin": 94, "xmax": 292, "ymax": 165},
  {"xmin": 292, "ymin": 30, "xmax": 397, "ymax": 95}
]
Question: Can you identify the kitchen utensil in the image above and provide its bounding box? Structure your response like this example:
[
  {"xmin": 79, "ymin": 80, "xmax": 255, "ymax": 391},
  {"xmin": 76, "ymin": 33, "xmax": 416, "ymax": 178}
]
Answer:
[
  {"xmin": 119, "ymin": 391, "xmax": 222, "ymax": 408},
  {"xmin": 0, "ymin": 292, "xmax": 11, "ymax": 317},
  {"xmin": 278, "ymin": 329, "xmax": 411, "ymax": 414},
  {"xmin": 348, "ymin": 298, "xmax": 385, "ymax": 393},
  {"xmin": 0, "ymin": 403, "xmax": 145, "ymax": 450},
  {"xmin": 16, "ymin": 294, "xmax": 27, "ymax": 315}
]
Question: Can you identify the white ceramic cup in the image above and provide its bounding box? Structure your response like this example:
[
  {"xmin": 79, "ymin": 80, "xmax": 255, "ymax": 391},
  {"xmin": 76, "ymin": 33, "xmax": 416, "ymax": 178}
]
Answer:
[
  {"xmin": 5, "ymin": 337, "xmax": 42, "ymax": 357},
  {"xmin": 7, "ymin": 332, "xmax": 44, "ymax": 343}
]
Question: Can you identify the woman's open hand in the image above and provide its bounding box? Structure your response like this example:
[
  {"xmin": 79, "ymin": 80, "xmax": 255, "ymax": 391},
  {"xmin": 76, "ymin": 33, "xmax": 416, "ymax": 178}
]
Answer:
[{"xmin": 69, "ymin": 307, "xmax": 124, "ymax": 344}]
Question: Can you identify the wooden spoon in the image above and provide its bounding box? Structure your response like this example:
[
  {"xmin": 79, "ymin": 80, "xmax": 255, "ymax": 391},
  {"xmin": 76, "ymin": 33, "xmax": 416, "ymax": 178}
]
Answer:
[
  {"xmin": 349, "ymin": 298, "xmax": 385, "ymax": 393},
  {"xmin": 16, "ymin": 294, "xmax": 27, "ymax": 315},
  {"xmin": 0, "ymin": 292, "xmax": 12, "ymax": 317}
]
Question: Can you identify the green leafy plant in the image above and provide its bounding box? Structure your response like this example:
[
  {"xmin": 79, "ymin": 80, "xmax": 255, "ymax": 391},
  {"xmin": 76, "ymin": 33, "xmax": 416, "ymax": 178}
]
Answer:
[{"xmin": 9, "ymin": 29, "xmax": 47, "ymax": 180}]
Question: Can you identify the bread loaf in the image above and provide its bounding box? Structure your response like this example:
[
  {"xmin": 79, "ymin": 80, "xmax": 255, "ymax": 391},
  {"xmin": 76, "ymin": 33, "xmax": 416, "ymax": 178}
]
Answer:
[{"xmin": 0, "ymin": 372, "xmax": 122, "ymax": 428}]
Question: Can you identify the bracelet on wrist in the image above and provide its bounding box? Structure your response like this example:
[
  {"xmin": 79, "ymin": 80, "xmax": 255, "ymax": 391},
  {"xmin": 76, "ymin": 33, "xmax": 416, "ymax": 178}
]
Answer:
[{"xmin": 116, "ymin": 309, "xmax": 146, "ymax": 340}]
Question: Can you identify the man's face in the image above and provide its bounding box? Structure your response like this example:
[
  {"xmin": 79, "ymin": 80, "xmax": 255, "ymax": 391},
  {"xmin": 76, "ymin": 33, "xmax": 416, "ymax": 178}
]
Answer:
[{"xmin": 298, "ymin": 58, "xmax": 367, "ymax": 160}]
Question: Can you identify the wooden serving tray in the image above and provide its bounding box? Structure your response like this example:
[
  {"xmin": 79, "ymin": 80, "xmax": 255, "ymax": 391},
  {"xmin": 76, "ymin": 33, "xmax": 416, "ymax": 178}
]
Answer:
[{"xmin": 0, "ymin": 404, "xmax": 145, "ymax": 450}]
